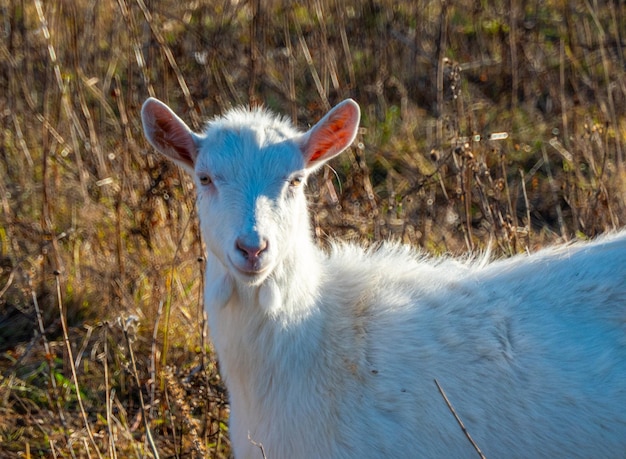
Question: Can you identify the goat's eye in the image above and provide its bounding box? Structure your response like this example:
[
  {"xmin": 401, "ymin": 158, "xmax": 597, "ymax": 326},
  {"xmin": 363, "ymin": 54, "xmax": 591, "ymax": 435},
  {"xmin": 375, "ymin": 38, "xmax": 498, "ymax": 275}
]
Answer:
[
  {"xmin": 198, "ymin": 174, "xmax": 212, "ymax": 186},
  {"xmin": 289, "ymin": 177, "xmax": 303, "ymax": 188}
]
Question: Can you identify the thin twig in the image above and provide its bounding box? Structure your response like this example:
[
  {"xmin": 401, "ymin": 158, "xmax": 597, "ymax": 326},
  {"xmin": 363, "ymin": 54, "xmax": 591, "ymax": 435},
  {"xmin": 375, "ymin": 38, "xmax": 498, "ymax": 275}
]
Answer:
[
  {"xmin": 291, "ymin": 9, "xmax": 329, "ymax": 111},
  {"xmin": 122, "ymin": 317, "xmax": 160, "ymax": 459},
  {"xmin": 150, "ymin": 300, "xmax": 164, "ymax": 423},
  {"xmin": 30, "ymin": 280, "xmax": 75, "ymax": 459},
  {"xmin": 0, "ymin": 268, "xmax": 14, "ymax": 299},
  {"xmin": 115, "ymin": 0, "xmax": 155, "ymax": 99},
  {"xmin": 135, "ymin": 0, "xmax": 200, "ymax": 129},
  {"xmin": 164, "ymin": 367, "xmax": 207, "ymax": 458},
  {"xmin": 158, "ymin": 205, "xmax": 197, "ymax": 383},
  {"xmin": 248, "ymin": 433, "xmax": 267, "ymax": 459},
  {"xmin": 435, "ymin": 0, "xmax": 449, "ymax": 137},
  {"xmin": 519, "ymin": 169, "xmax": 532, "ymax": 243},
  {"xmin": 434, "ymin": 379, "xmax": 486, "ymax": 459},
  {"xmin": 33, "ymin": 0, "xmax": 89, "ymax": 202},
  {"xmin": 55, "ymin": 273, "xmax": 104, "ymax": 459},
  {"xmin": 103, "ymin": 324, "xmax": 118, "ymax": 459},
  {"xmin": 541, "ymin": 147, "xmax": 567, "ymax": 239}
]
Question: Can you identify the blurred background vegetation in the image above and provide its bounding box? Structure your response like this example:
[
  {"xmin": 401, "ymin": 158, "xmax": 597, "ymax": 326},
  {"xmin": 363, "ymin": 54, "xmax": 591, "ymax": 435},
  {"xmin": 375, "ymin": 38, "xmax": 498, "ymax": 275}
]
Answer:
[{"xmin": 0, "ymin": 0, "xmax": 625, "ymax": 457}]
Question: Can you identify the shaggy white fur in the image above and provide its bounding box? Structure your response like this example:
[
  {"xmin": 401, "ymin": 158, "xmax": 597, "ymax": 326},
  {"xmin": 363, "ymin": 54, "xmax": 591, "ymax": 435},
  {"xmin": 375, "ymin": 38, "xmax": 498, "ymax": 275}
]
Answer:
[{"xmin": 142, "ymin": 97, "xmax": 626, "ymax": 459}]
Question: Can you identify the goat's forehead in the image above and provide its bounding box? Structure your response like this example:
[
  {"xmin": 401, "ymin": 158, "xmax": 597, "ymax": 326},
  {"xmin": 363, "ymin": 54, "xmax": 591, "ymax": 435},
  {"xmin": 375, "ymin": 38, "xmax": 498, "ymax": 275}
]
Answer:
[
  {"xmin": 205, "ymin": 108, "xmax": 300, "ymax": 142},
  {"xmin": 196, "ymin": 116, "xmax": 304, "ymax": 176}
]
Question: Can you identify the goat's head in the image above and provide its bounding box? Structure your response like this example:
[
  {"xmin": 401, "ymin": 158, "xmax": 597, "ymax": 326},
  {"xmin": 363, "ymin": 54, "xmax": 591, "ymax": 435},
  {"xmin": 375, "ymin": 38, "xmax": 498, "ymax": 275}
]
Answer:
[{"xmin": 141, "ymin": 99, "xmax": 360, "ymax": 285}]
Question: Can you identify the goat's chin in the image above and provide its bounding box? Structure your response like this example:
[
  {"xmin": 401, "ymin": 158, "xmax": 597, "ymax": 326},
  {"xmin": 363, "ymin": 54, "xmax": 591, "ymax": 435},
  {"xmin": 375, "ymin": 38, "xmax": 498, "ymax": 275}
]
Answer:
[{"xmin": 237, "ymin": 272, "xmax": 270, "ymax": 286}]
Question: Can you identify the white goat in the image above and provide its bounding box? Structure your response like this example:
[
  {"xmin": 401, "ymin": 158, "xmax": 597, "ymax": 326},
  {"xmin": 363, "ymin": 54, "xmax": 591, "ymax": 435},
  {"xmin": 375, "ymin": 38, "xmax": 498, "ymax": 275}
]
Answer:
[{"xmin": 141, "ymin": 97, "xmax": 626, "ymax": 459}]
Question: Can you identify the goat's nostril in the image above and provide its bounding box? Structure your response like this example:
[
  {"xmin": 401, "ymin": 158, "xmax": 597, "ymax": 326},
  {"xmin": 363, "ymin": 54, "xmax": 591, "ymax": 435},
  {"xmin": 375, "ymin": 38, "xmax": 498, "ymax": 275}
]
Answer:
[{"xmin": 236, "ymin": 238, "xmax": 268, "ymax": 260}]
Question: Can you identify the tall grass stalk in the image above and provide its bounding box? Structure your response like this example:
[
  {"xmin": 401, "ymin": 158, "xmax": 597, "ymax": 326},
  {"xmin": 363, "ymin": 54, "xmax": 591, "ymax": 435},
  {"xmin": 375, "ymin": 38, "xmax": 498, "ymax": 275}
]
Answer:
[{"xmin": 54, "ymin": 273, "xmax": 104, "ymax": 459}]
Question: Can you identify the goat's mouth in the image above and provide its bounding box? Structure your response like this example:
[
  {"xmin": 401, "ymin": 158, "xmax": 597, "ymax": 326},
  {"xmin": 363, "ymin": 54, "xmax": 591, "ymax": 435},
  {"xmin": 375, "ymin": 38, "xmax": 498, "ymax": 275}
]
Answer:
[
  {"xmin": 235, "ymin": 265, "xmax": 269, "ymax": 276},
  {"xmin": 228, "ymin": 256, "xmax": 272, "ymax": 281}
]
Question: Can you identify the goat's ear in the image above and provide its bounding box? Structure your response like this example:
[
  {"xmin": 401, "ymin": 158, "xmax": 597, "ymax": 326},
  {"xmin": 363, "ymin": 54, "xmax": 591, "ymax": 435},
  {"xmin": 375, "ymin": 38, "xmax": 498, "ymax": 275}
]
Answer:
[
  {"xmin": 141, "ymin": 97, "xmax": 198, "ymax": 173},
  {"xmin": 299, "ymin": 99, "xmax": 360, "ymax": 169}
]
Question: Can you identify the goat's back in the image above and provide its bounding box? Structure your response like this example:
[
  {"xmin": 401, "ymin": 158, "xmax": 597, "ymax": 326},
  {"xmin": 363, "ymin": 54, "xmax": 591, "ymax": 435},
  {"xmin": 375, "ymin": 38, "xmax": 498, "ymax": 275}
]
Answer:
[{"xmin": 311, "ymin": 233, "xmax": 626, "ymax": 457}]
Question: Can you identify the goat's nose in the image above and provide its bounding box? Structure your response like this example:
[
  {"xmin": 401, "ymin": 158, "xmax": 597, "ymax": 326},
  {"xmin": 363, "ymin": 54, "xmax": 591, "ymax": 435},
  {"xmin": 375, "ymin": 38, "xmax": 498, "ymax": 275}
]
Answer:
[{"xmin": 236, "ymin": 237, "xmax": 268, "ymax": 260}]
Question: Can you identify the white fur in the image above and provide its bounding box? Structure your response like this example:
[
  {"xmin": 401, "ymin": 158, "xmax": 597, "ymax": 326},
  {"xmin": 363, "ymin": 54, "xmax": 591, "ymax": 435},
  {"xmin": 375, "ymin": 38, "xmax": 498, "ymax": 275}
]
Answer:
[{"xmin": 141, "ymin": 97, "xmax": 626, "ymax": 458}]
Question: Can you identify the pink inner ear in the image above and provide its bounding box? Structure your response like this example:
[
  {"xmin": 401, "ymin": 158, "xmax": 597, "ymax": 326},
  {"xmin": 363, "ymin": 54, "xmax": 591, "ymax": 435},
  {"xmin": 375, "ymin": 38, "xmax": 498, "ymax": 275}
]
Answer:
[
  {"xmin": 303, "ymin": 99, "xmax": 360, "ymax": 166},
  {"xmin": 155, "ymin": 117, "xmax": 195, "ymax": 165},
  {"xmin": 309, "ymin": 134, "xmax": 348, "ymax": 162},
  {"xmin": 144, "ymin": 99, "xmax": 197, "ymax": 170}
]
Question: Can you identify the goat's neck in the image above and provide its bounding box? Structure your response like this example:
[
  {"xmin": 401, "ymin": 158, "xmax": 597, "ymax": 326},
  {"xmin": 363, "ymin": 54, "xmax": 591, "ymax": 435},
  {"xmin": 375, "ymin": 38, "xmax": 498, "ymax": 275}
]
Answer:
[
  {"xmin": 204, "ymin": 232, "xmax": 323, "ymax": 352},
  {"xmin": 203, "ymin": 237, "xmax": 324, "ymax": 419}
]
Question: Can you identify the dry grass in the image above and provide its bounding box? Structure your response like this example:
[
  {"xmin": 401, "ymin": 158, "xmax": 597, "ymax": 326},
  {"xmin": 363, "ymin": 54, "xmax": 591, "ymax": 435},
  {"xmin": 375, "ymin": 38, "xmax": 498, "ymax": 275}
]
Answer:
[{"xmin": 0, "ymin": 0, "xmax": 624, "ymax": 457}]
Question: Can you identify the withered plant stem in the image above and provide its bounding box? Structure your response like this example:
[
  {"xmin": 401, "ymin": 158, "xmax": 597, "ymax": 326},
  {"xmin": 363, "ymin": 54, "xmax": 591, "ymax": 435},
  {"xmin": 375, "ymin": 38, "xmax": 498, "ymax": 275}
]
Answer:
[
  {"xmin": 55, "ymin": 273, "xmax": 104, "ymax": 459},
  {"xmin": 434, "ymin": 379, "xmax": 486, "ymax": 459}
]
